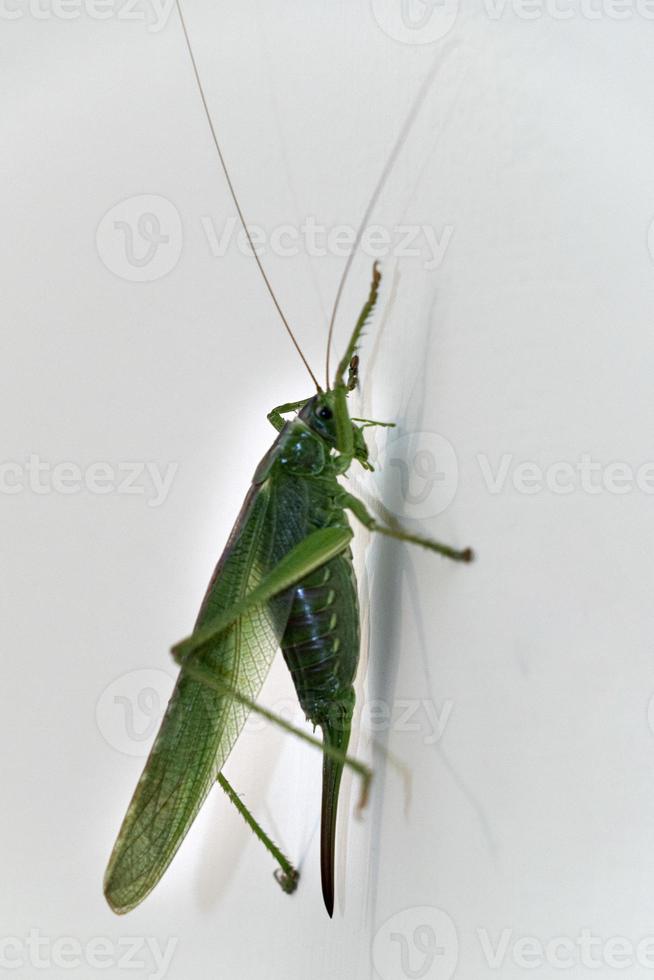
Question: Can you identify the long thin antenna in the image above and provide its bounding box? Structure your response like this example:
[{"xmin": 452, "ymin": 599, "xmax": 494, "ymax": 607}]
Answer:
[
  {"xmin": 174, "ymin": 0, "xmax": 321, "ymax": 391},
  {"xmin": 325, "ymin": 52, "xmax": 449, "ymax": 388}
]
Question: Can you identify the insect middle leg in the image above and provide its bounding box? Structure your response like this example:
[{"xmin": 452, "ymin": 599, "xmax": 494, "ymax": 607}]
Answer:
[{"xmin": 338, "ymin": 490, "xmax": 474, "ymax": 562}]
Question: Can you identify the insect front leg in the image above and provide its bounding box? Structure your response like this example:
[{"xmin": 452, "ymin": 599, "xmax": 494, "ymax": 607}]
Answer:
[
  {"xmin": 267, "ymin": 399, "xmax": 308, "ymax": 431},
  {"xmin": 338, "ymin": 490, "xmax": 474, "ymax": 563}
]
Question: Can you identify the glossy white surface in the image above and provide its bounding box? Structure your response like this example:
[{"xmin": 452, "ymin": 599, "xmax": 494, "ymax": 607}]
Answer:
[{"xmin": 3, "ymin": 3, "xmax": 654, "ymax": 978}]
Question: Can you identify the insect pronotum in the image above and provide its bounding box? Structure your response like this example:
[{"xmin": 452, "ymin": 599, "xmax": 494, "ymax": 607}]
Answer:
[{"xmin": 103, "ymin": 3, "xmax": 474, "ymax": 918}]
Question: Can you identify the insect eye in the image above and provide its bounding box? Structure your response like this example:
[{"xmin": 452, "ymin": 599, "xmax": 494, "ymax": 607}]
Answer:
[{"xmin": 318, "ymin": 406, "xmax": 333, "ymax": 421}]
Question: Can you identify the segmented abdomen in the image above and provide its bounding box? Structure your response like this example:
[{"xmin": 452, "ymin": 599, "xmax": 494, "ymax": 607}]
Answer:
[{"xmin": 280, "ymin": 547, "xmax": 360, "ymax": 726}]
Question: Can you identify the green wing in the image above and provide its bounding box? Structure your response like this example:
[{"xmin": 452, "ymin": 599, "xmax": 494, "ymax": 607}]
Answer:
[{"xmin": 104, "ymin": 453, "xmax": 310, "ymax": 914}]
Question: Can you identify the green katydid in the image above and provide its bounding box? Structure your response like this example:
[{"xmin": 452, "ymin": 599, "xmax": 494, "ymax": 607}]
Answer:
[{"xmin": 103, "ymin": 3, "xmax": 473, "ymax": 918}]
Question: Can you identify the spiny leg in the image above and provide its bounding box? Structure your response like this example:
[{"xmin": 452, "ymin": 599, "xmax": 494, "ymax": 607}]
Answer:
[
  {"xmin": 332, "ymin": 264, "xmax": 383, "ymax": 460},
  {"xmin": 333, "ymin": 262, "xmax": 381, "ymax": 388},
  {"xmin": 217, "ymin": 772, "xmax": 299, "ymax": 894},
  {"xmin": 183, "ymin": 662, "xmax": 372, "ymax": 811},
  {"xmin": 267, "ymin": 399, "xmax": 308, "ymax": 432},
  {"xmin": 338, "ymin": 490, "xmax": 474, "ymax": 563},
  {"xmin": 351, "ymin": 417, "xmax": 395, "ymax": 429}
]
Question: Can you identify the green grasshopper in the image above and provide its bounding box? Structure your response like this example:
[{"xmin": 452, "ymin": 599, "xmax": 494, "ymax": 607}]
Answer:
[{"xmin": 103, "ymin": 2, "xmax": 473, "ymax": 919}]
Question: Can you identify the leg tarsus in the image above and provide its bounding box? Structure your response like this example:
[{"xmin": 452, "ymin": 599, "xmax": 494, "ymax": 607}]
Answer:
[{"xmin": 217, "ymin": 772, "xmax": 299, "ymax": 894}]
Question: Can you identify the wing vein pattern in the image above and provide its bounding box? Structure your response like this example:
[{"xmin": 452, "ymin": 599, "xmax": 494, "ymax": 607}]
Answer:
[{"xmin": 104, "ymin": 452, "xmax": 311, "ymax": 914}]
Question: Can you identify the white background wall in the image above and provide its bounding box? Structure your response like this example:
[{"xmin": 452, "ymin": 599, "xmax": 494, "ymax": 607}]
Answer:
[{"xmin": 4, "ymin": 1, "xmax": 654, "ymax": 978}]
